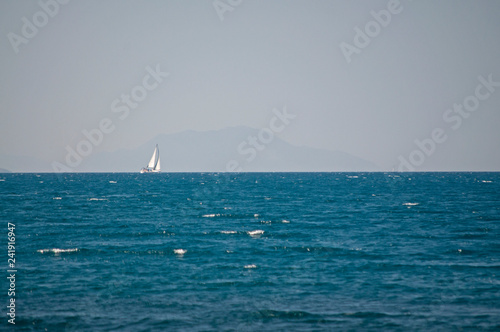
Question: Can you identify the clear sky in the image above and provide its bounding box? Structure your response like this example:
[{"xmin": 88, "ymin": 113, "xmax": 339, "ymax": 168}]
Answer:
[{"xmin": 1, "ymin": 0, "xmax": 499, "ymax": 171}]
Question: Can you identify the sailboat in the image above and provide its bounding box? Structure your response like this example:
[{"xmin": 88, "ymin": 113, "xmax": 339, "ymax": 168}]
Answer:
[{"xmin": 140, "ymin": 144, "xmax": 161, "ymax": 173}]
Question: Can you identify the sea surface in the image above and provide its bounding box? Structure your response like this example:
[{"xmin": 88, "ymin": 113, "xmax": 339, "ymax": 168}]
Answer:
[{"xmin": 1, "ymin": 172, "xmax": 500, "ymax": 331}]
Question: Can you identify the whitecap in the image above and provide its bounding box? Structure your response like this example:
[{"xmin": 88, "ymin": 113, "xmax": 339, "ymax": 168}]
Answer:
[
  {"xmin": 88, "ymin": 198, "xmax": 108, "ymax": 201},
  {"xmin": 202, "ymin": 213, "xmax": 221, "ymax": 218},
  {"xmin": 53, "ymin": 197, "xmax": 62, "ymax": 200},
  {"xmin": 0, "ymin": 179, "xmax": 5, "ymax": 182},
  {"xmin": 244, "ymin": 264, "xmax": 257, "ymax": 269},
  {"xmin": 253, "ymin": 214, "xmax": 260, "ymax": 217},
  {"xmin": 221, "ymin": 231, "xmax": 237, "ymax": 234},
  {"xmin": 347, "ymin": 175, "xmax": 358, "ymax": 179},
  {"xmin": 482, "ymin": 180, "xmax": 492, "ymax": 183},
  {"xmin": 174, "ymin": 249, "xmax": 187, "ymax": 255},
  {"xmin": 109, "ymin": 181, "xmax": 117, "ymax": 184},
  {"xmin": 38, "ymin": 248, "xmax": 78, "ymax": 254},
  {"xmin": 282, "ymin": 220, "xmax": 290, "ymax": 223},
  {"xmin": 402, "ymin": 203, "xmax": 419, "ymax": 206},
  {"xmin": 247, "ymin": 230, "xmax": 264, "ymax": 236}
]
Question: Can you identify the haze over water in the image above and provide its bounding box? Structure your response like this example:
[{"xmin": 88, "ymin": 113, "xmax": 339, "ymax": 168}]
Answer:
[{"xmin": 1, "ymin": 1, "xmax": 500, "ymax": 172}]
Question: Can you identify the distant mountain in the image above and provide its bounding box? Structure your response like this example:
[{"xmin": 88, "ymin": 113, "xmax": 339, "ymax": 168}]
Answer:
[
  {"xmin": 0, "ymin": 127, "xmax": 380, "ymax": 172},
  {"xmin": 79, "ymin": 126, "xmax": 379, "ymax": 172},
  {"xmin": 0, "ymin": 155, "xmax": 52, "ymax": 173}
]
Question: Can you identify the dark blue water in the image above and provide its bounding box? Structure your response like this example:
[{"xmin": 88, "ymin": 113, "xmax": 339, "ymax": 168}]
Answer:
[{"xmin": 1, "ymin": 172, "xmax": 499, "ymax": 331}]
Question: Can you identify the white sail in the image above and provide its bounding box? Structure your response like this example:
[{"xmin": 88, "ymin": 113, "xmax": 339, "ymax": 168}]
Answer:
[
  {"xmin": 141, "ymin": 144, "xmax": 161, "ymax": 173},
  {"xmin": 155, "ymin": 154, "xmax": 161, "ymax": 171},
  {"xmin": 148, "ymin": 146, "xmax": 158, "ymax": 168}
]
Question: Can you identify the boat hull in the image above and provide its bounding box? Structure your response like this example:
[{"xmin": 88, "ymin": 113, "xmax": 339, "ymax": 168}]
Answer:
[{"xmin": 140, "ymin": 168, "xmax": 160, "ymax": 173}]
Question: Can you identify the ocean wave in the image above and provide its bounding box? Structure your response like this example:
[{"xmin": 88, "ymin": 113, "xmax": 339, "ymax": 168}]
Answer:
[
  {"xmin": 202, "ymin": 213, "xmax": 221, "ymax": 218},
  {"xmin": 254, "ymin": 309, "xmax": 321, "ymax": 319},
  {"xmin": 120, "ymin": 249, "xmax": 167, "ymax": 255},
  {"xmin": 341, "ymin": 311, "xmax": 388, "ymax": 319},
  {"xmin": 38, "ymin": 248, "xmax": 78, "ymax": 254},
  {"xmin": 260, "ymin": 219, "xmax": 290, "ymax": 224},
  {"xmin": 244, "ymin": 264, "xmax": 257, "ymax": 269},
  {"xmin": 203, "ymin": 213, "xmax": 259, "ymax": 219},
  {"xmin": 247, "ymin": 230, "xmax": 264, "ymax": 236},
  {"xmin": 221, "ymin": 231, "xmax": 237, "ymax": 234},
  {"xmin": 174, "ymin": 249, "xmax": 187, "ymax": 255}
]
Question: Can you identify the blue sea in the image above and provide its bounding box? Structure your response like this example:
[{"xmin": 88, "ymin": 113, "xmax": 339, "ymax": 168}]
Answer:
[{"xmin": 1, "ymin": 172, "xmax": 500, "ymax": 331}]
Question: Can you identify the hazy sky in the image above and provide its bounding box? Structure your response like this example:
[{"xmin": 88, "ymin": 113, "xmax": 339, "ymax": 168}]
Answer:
[{"xmin": 1, "ymin": 0, "xmax": 499, "ymax": 171}]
